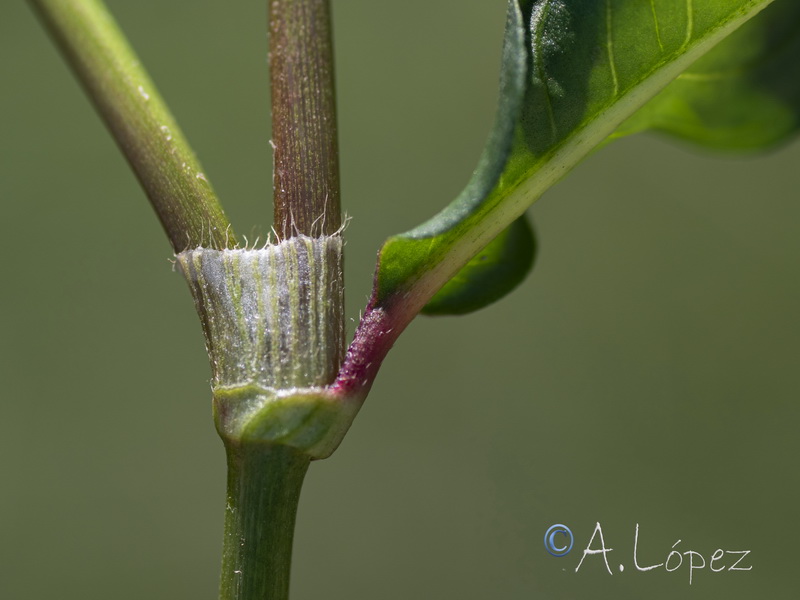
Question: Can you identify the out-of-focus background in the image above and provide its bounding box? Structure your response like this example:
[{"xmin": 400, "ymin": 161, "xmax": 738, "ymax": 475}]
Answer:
[{"xmin": 2, "ymin": 2, "xmax": 798, "ymax": 598}]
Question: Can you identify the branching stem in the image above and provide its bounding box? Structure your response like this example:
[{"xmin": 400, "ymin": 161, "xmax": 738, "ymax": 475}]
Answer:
[{"xmin": 215, "ymin": 2, "xmax": 345, "ymax": 599}]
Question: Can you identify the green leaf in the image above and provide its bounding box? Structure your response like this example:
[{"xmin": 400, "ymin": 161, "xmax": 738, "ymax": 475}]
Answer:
[
  {"xmin": 422, "ymin": 215, "xmax": 536, "ymax": 316},
  {"xmin": 614, "ymin": 1, "xmax": 800, "ymax": 150},
  {"xmin": 371, "ymin": 0, "xmax": 787, "ymax": 321}
]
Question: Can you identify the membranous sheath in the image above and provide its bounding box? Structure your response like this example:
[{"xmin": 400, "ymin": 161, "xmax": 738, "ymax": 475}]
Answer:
[{"xmin": 177, "ymin": 235, "xmax": 356, "ymax": 459}]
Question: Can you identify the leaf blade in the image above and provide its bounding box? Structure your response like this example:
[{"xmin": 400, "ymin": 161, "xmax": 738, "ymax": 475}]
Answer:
[
  {"xmin": 614, "ymin": 1, "xmax": 800, "ymax": 150},
  {"xmin": 421, "ymin": 215, "xmax": 536, "ymax": 316},
  {"xmin": 373, "ymin": 0, "xmax": 781, "ymax": 319}
]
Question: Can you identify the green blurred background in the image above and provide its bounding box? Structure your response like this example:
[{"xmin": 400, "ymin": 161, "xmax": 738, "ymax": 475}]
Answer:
[{"xmin": 2, "ymin": 1, "xmax": 798, "ymax": 598}]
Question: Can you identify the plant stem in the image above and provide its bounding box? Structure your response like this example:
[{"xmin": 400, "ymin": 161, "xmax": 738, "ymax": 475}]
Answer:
[
  {"xmin": 214, "ymin": 4, "xmax": 345, "ymax": 598},
  {"xmin": 33, "ymin": 2, "xmax": 348, "ymax": 599},
  {"xmin": 220, "ymin": 442, "xmax": 310, "ymax": 600},
  {"xmin": 29, "ymin": 0, "xmax": 236, "ymax": 251},
  {"xmin": 269, "ymin": 0, "xmax": 341, "ymax": 238}
]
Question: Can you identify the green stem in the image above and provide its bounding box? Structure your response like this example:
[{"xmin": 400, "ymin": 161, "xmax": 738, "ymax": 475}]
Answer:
[
  {"xmin": 29, "ymin": 0, "xmax": 236, "ymax": 251},
  {"xmin": 221, "ymin": 442, "xmax": 310, "ymax": 600}
]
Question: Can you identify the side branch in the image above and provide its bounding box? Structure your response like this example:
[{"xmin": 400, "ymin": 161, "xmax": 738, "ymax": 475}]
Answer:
[{"xmin": 30, "ymin": 0, "xmax": 236, "ymax": 251}]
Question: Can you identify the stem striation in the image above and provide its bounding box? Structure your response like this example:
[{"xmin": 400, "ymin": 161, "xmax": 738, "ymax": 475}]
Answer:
[{"xmin": 269, "ymin": 0, "xmax": 341, "ymax": 238}]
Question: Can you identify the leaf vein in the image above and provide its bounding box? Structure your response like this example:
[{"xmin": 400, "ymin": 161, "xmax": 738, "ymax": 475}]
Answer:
[
  {"xmin": 606, "ymin": 0, "xmax": 620, "ymax": 97},
  {"xmin": 683, "ymin": 0, "xmax": 695, "ymax": 49},
  {"xmin": 531, "ymin": 0, "xmax": 559, "ymax": 139},
  {"xmin": 650, "ymin": 0, "xmax": 664, "ymax": 51}
]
